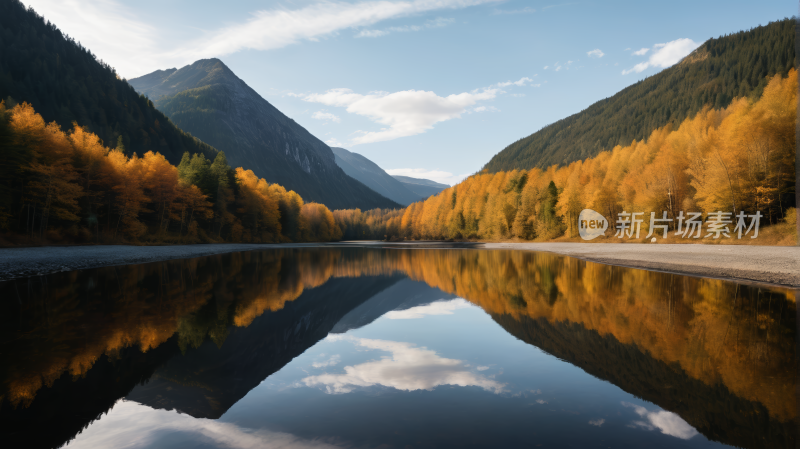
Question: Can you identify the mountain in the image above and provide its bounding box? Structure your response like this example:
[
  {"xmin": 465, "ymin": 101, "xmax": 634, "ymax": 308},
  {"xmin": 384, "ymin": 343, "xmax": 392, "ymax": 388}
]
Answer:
[
  {"xmin": 0, "ymin": 249, "xmax": 403, "ymax": 448},
  {"xmin": 127, "ymin": 274, "xmax": 404, "ymax": 418},
  {"xmin": 392, "ymin": 175, "xmax": 450, "ymax": 198},
  {"xmin": 0, "ymin": 0, "xmax": 217, "ymax": 163},
  {"xmin": 483, "ymin": 18, "xmax": 796, "ymax": 171},
  {"xmin": 331, "ymin": 147, "xmax": 422, "ymax": 206},
  {"xmin": 330, "ymin": 279, "xmax": 457, "ymax": 333},
  {"xmin": 129, "ymin": 59, "xmax": 399, "ymax": 211}
]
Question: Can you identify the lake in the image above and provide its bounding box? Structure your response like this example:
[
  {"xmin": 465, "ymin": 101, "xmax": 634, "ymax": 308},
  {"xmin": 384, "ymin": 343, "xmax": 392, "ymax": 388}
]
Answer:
[{"xmin": 0, "ymin": 246, "xmax": 795, "ymax": 448}]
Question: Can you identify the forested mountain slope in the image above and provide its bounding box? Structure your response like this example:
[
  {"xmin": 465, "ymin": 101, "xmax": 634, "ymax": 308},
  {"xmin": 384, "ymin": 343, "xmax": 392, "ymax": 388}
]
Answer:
[
  {"xmin": 130, "ymin": 59, "xmax": 400, "ymax": 211},
  {"xmin": 0, "ymin": 0, "xmax": 217, "ymax": 163},
  {"xmin": 484, "ymin": 18, "xmax": 796, "ymax": 171},
  {"xmin": 331, "ymin": 147, "xmax": 422, "ymax": 206}
]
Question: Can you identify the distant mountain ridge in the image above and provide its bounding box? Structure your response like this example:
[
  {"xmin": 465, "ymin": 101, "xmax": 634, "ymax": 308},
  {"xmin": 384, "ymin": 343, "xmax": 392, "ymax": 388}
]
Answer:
[
  {"xmin": 483, "ymin": 18, "xmax": 796, "ymax": 171},
  {"xmin": 331, "ymin": 279, "xmax": 457, "ymax": 333},
  {"xmin": 130, "ymin": 59, "xmax": 399, "ymax": 211},
  {"xmin": 331, "ymin": 147, "xmax": 422, "ymax": 206},
  {"xmin": 392, "ymin": 175, "xmax": 450, "ymax": 198}
]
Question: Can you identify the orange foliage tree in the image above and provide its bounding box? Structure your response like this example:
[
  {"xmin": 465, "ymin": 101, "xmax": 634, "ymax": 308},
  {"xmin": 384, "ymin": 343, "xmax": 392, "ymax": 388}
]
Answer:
[
  {"xmin": 381, "ymin": 70, "xmax": 796, "ymax": 242},
  {"xmin": 0, "ymin": 102, "xmax": 342, "ymax": 244}
]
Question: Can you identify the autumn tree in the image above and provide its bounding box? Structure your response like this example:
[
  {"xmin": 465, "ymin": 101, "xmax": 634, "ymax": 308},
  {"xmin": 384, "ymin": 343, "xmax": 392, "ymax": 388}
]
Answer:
[
  {"xmin": 105, "ymin": 150, "xmax": 149, "ymax": 238},
  {"xmin": 235, "ymin": 168, "xmax": 281, "ymax": 242},
  {"xmin": 300, "ymin": 203, "xmax": 342, "ymax": 242},
  {"xmin": 11, "ymin": 104, "xmax": 83, "ymax": 236},
  {"xmin": 142, "ymin": 151, "xmax": 181, "ymax": 234}
]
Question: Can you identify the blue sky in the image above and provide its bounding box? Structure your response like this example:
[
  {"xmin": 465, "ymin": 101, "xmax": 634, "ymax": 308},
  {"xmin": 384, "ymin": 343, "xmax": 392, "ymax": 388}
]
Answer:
[{"xmin": 23, "ymin": 0, "xmax": 794, "ymax": 185}]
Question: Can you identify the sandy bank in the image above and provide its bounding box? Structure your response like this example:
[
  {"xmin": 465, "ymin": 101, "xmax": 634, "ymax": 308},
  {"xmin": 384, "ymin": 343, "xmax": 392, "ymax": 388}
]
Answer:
[{"xmin": 484, "ymin": 242, "xmax": 800, "ymax": 287}]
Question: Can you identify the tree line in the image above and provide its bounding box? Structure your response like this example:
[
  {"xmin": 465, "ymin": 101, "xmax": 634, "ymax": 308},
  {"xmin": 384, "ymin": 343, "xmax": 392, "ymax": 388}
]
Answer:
[
  {"xmin": 0, "ymin": 101, "xmax": 341, "ymax": 244},
  {"xmin": 350, "ymin": 70, "xmax": 796, "ymax": 243},
  {"xmin": 332, "ymin": 208, "xmax": 404, "ymax": 240}
]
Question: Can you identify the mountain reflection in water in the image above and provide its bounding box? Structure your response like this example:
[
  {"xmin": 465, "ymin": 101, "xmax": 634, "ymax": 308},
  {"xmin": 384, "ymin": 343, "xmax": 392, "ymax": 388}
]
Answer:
[{"xmin": 0, "ymin": 247, "xmax": 794, "ymax": 449}]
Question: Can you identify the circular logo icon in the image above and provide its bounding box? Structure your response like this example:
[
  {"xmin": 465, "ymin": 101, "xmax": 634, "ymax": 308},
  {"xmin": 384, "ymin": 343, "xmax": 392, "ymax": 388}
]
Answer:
[{"xmin": 578, "ymin": 209, "xmax": 608, "ymax": 240}]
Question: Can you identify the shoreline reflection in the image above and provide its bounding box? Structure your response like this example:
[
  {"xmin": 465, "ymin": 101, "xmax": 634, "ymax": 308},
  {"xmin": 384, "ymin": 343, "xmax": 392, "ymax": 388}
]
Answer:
[{"xmin": 0, "ymin": 247, "xmax": 794, "ymax": 449}]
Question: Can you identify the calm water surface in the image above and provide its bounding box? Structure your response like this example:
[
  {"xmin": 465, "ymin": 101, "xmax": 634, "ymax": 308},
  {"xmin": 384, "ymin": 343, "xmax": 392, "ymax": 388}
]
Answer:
[{"xmin": 0, "ymin": 247, "xmax": 795, "ymax": 449}]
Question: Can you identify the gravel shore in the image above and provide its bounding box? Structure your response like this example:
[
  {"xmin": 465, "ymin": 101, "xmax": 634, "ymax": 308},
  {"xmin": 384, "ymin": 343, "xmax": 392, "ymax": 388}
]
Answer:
[
  {"xmin": 0, "ymin": 243, "xmax": 322, "ymax": 281},
  {"xmin": 1, "ymin": 242, "xmax": 797, "ymax": 287},
  {"xmin": 484, "ymin": 242, "xmax": 800, "ymax": 287}
]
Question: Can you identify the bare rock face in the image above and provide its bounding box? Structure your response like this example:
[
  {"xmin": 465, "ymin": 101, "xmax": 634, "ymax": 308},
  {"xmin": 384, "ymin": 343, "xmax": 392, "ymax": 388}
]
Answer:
[{"xmin": 130, "ymin": 59, "xmax": 398, "ymax": 210}]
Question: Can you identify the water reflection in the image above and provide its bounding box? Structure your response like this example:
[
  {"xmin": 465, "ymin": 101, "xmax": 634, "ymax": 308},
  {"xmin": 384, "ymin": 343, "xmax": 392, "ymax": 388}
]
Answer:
[
  {"xmin": 0, "ymin": 247, "xmax": 794, "ymax": 448},
  {"xmin": 383, "ymin": 298, "xmax": 472, "ymax": 319},
  {"xmin": 622, "ymin": 402, "xmax": 699, "ymax": 440},
  {"xmin": 65, "ymin": 400, "xmax": 343, "ymax": 449},
  {"xmin": 301, "ymin": 334, "xmax": 506, "ymax": 394}
]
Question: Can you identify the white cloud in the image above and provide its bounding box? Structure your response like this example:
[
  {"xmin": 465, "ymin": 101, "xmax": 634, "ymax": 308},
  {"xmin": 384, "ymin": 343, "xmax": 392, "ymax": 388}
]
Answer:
[
  {"xmin": 535, "ymin": 399, "xmax": 547, "ymax": 404},
  {"xmin": 63, "ymin": 400, "xmax": 343, "ymax": 449},
  {"xmin": 171, "ymin": 1, "xmax": 498, "ymax": 64},
  {"xmin": 22, "ymin": 0, "xmax": 500, "ymax": 78},
  {"xmin": 426, "ymin": 17, "xmax": 457, "ymax": 28},
  {"xmin": 543, "ymin": 65, "xmax": 549, "ymax": 70},
  {"xmin": 356, "ymin": 29, "xmax": 392, "ymax": 38},
  {"xmin": 301, "ymin": 336, "xmax": 505, "ymax": 394},
  {"xmin": 313, "ymin": 354, "xmax": 341, "ymax": 368},
  {"xmin": 549, "ymin": 60, "xmax": 574, "ymax": 72},
  {"xmin": 356, "ymin": 17, "xmax": 454, "ymax": 38},
  {"xmin": 587, "ymin": 49, "xmax": 604, "ymax": 58},
  {"xmin": 622, "ymin": 402, "xmax": 698, "ymax": 440},
  {"xmin": 623, "ymin": 62, "xmax": 650, "ymax": 74},
  {"xmin": 384, "ymin": 298, "xmax": 472, "ymax": 319},
  {"xmin": 632, "ymin": 47, "xmax": 649, "ymax": 56},
  {"xmin": 473, "ymin": 105, "xmax": 500, "ymax": 113},
  {"xmin": 311, "ymin": 111, "xmax": 341, "ymax": 123},
  {"xmin": 495, "ymin": 76, "xmax": 535, "ymax": 87},
  {"xmin": 492, "ymin": 6, "xmax": 536, "ymax": 14},
  {"xmin": 622, "ymin": 38, "xmax": 700, "ymax": 75},
  {"xmin": 476, "ymin": 365, "xmax": 490, "ymax": 371},
  {"xmin": 385, "ymin": 168, "xmax": 468, "ymax": 186},
  {"xmin": 589, "ymin": 419, "xmax": 605, "ymax": 427},
  {"xmin": 21, "ymin": 0, "xmax": 159, "ymax": 78},
  {"xmin": 300, "ymin": 78, "xmax": 512, "ymax": 144},
  {"xmin": 325, "ymin": 137, "xmax": 345, "ymax": 147}
]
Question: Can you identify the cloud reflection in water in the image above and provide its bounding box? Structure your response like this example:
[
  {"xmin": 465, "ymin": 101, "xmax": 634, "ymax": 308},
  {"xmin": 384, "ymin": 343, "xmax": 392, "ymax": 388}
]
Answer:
[
  {"xmin": 622, "ymin": 402, "xmax": 698, "ymax": 440},
  {"xmin": 64, "ymin": 400, "xmax": 344, "ymax": 449},
  {"xmin": 302, "ymin": 336, "xmax": 505, "ymax": 394},
  {"xmin": 383, "ymin": 298, "xmax": 472, "ymax": 319}
]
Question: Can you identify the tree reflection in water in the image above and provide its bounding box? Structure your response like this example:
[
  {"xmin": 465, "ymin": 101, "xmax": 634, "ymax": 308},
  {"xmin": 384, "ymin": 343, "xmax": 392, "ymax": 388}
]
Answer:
[{"xmin": 0, "ymin": 248, "xmax": 794, "ymax": 448}]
